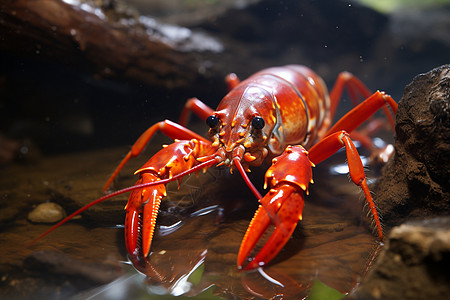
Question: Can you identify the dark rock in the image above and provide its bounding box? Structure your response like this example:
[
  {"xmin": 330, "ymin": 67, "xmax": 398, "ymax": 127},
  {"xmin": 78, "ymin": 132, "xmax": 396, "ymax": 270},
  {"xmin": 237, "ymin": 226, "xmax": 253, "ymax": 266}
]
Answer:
[
  {"xmin": 373, "ymin": 65, "xmax": 450, "ymax": 229},
  {"xmin": 349, "ymin": 64, "xmax": 450, "ymax": 300},
  {"xmin": 349, "ymin": 217, "xmax": 450, "ymax": 300}
]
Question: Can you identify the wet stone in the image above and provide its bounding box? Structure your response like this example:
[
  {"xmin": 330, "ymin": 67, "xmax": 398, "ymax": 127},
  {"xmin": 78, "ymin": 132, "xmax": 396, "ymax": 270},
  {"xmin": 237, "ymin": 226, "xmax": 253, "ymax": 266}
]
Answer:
[
  {"xmin": 27, "ymin": 202, "xmax": 66, "ymax": 224},
  {"xmin": 349, "ymin": 217, "xmax": 450, "ymax": 300}
]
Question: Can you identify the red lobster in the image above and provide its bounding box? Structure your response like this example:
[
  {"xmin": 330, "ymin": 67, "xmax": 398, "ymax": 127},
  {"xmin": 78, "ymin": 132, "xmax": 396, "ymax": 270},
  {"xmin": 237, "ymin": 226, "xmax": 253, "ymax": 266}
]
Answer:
[{"xmin": 33, "ymin": 65, "xmax": 397, "ymax": 270}]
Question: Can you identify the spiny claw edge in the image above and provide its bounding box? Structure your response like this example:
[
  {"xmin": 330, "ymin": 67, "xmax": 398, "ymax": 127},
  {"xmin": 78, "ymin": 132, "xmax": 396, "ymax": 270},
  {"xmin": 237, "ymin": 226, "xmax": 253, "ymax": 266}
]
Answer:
[{"xmin": 237, "ymin": 185, "xmax": 305, "ymax": 270}]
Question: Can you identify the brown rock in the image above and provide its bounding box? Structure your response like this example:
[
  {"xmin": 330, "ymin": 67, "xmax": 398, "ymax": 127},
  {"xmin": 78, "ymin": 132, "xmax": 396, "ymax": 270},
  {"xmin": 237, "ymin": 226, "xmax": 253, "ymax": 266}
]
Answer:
[
  {"xmin": 349, "ymin": 217, "xmax": 450, "ymax": 300},
  {"xmin": 374, "ymin": 65, "xmax": 450, "ymax": 229},
  {"xmin": 350, "ymin": 65, "xmax": 450, "ymax": 300}
]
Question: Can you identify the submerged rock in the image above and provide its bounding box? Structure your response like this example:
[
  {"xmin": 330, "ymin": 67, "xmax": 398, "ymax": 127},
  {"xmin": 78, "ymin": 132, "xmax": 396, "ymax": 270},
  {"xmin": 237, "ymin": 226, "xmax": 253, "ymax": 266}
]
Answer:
[
  {"xmin": 374, "ymin": 64, "xmax": 450, "ymax": 229},
  {"xmin": 27, "ymin": 202, "xmax": 66, "ymax": 224},
  {"xmin": 349, "ymin": 217, "xmax": 450, "ymax": 300}
]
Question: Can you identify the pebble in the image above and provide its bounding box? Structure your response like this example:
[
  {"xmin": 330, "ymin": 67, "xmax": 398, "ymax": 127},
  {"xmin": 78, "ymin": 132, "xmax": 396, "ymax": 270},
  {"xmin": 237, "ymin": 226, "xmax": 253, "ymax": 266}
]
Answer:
[{"xmin": 27, "ymin": 202, "xmax": 66, "ymax": 223}]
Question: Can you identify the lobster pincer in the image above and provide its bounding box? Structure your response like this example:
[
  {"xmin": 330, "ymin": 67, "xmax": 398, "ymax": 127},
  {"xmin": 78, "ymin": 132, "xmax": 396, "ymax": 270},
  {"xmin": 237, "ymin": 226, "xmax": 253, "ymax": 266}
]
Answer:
[
  {"xmin": 125, "ymin": 139, "xmax": 218, "ymax": 258},
  {"xmin": 237, "ymin": 146, "xmax": 314, "ymax": 270}
]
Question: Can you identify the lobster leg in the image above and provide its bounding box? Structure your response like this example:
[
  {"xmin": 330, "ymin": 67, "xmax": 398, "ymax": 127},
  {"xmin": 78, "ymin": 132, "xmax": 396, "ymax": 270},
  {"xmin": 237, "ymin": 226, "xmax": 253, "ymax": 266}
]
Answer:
[
  {"xmin": 329, "ymin": 72, "xmax": 396, "ymax": 130},
  {"xmin": 178, "ymin": 97, "xmax": 214, "ymax": 127},
  {"xmin": 178, "ymin": 71, "xmax": 243, "ymax": 127},
  {"xmin": 238, "ymin": 146, "xmax": 314, "ymax": 270},
  {"xmin": 178, "ymin": 70, "xmax": 244, "ymax": 127},
  {"xmin": 225, "ymin": 73, "xmax": 241, "ymax": 90},
  {"xmin": 325, "ymin": 91, "xmax": 397, "ymax": 137},
  {"xmin": 324, "ymin": 90, "xmax": 398, "ymax": 165},
  {"xmin": 103, "ymin": 120, "xmax": 208, "ymax": 191},
  {"xmin": 308, "ymin": 131, "xmax": 383, "ymax": 241}
]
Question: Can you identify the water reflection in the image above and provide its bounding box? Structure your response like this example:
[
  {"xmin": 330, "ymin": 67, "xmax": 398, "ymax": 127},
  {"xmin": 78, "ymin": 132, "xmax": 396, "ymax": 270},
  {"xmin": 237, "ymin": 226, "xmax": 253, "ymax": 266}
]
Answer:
[{"xmin": 242, "ymin": 268, "xmax": 310, "ymax": 299}]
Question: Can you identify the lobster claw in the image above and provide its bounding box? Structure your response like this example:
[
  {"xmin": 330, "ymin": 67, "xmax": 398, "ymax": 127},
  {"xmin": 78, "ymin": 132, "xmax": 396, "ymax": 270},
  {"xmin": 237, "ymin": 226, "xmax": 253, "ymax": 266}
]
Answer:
[
  {"xmin": 125, "ymin": 173, "xmax": 166, "ymax": 258},
  {"xmin": 237, "ymin": 185, "xmax": 305, "ymax": 270},
  {"xmin": 237, "ymin": 146, "xmax": 314, "ymax": 270},
  {"xmin": 124, "ymin": 139, "xmax": 218, "ymax": 259}
]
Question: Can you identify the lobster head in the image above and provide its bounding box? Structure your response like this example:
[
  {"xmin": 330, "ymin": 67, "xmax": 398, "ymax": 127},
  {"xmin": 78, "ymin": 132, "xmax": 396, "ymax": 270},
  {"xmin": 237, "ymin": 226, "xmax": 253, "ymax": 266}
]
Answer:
[{"xmin": 206, "ymin": 83, "xmax": 280, "ymax": 171}]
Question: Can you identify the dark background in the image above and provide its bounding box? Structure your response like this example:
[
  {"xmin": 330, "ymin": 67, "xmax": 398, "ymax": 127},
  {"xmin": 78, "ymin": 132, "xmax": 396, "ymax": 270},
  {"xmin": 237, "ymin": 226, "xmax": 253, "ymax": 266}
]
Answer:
[{"xmin": 1, "ymin": 0, "xmax": 449, "ymax": 157}]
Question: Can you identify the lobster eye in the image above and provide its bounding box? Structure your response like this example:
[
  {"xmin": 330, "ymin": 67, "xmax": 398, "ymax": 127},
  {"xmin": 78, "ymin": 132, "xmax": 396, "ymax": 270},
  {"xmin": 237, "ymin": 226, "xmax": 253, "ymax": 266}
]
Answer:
[
  {"xmin": 252, "ymin": 116, "xmax": 265, "ymax": 130},
  {"xmin": 206, "ymin": 115, "xmax": 219, "ymax": 128}
]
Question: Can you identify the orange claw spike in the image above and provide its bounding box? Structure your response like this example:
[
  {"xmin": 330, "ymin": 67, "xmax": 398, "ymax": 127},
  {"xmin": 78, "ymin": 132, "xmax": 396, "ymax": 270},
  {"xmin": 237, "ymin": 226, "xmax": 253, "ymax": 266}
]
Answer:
[
  {"xmin": 238, "ymin": 145, "xmax": 313, "ymax": 270},
  {"xmin": 142, "ymin": 183, "xmax": 164, "ymax": 257},
  {"xmin": 237, "ymin": 199, "xmax": 272, "ymax": 269}
]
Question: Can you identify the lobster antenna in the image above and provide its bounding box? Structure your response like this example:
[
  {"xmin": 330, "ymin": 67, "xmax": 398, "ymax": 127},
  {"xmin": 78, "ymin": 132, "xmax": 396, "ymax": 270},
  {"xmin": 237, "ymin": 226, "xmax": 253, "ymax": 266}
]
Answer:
[
  {"xmin": 29, "ymin": 157, "xmax": 220, "ymax": 246},
  {"xmin": 233, "ymin": 159, "xmax": 285, "ymax": 231},
  {"xmin": 233, "ymin": 158, "xmax": 262, "ymax": 200}
]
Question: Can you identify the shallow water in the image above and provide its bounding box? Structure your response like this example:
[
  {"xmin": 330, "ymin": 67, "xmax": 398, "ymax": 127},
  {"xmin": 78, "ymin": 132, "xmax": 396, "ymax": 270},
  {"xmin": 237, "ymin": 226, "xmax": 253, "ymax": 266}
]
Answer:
[{"xmin": 0, "ymin": 136, "xmax": 383, "ymax": 299}]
